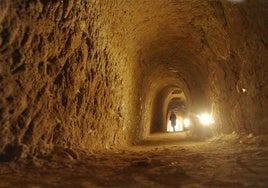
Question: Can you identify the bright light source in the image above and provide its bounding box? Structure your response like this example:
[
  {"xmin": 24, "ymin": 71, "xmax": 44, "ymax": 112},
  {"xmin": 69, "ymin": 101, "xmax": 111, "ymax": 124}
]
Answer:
[
  {"xmin": 197, "ymin": 113, "xmax": 214, "ymax": 126},
  {"xmin": 183, "ymin": 118, "xmax": 191, "ymax": 128}
]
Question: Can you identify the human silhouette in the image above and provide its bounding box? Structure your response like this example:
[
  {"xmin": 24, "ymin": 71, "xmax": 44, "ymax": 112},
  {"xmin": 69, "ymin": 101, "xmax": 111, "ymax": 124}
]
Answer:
[{"xmin": 170, "ymin": 112, "xmax": 176, "ymax": 132}]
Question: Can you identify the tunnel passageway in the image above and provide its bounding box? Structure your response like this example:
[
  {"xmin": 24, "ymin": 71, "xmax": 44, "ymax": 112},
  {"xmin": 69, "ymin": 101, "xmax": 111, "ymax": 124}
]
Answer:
[{"xmin": 0, "ymin": 0, "xmax": 268, "ymax": 187}]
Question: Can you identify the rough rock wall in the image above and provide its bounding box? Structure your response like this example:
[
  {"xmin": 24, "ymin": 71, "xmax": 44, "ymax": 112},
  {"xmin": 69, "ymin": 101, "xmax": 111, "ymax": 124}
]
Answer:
[
  {"xmin": 208, "ymin": 0, "xmax": 268, "ymax": 135},
  {"xmin": 0, "ymin": 0, "xmax": 135, "ymax": 160}
]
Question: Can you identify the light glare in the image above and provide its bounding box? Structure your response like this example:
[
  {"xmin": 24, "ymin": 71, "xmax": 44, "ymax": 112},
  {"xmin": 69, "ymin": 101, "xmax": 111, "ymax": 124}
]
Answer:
[
  {"xmin": 198, "ymin": 113, "xmax": 214, "ymax": 126},
  {"xmin": 183, "ymin": 118, "xmax": 191, "ymax": 128}
]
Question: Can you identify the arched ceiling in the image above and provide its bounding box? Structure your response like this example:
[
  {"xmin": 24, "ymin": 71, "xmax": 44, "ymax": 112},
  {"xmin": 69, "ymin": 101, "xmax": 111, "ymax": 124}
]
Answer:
[
  {"xmin": 87, "ymin": 0, "xmax": 268, "ymax": 139},
  {"xmin": 106, "ymin": 0, "xmax": 268, "ymax": 138},
  {"xmin": 0, "ymin": 0, "xmax": 267, "ymax": 158},
  {"xmin": 110, "ymin": 0, "xmax": 222, "ymax": 113},
  {"xmin": 107, "ymin": 0, "xmax": 230, "ymax": 138}
]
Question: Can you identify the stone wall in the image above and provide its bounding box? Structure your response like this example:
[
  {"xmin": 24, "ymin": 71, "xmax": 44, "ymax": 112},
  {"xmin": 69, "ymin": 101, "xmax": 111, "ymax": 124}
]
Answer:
[
  {"xmin": 0, "ymin": 0, "xmax": 136, "ymax": 160},
  {"xmin": 208, "ymin": 0, "xmax": 268, "ymax": 134}
]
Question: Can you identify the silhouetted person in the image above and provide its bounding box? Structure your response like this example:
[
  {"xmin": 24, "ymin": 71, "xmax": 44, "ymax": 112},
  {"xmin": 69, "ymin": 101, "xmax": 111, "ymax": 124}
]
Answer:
[{"xmin": 170, "ymin": 112, "xmax": 176, "ymax": 132}]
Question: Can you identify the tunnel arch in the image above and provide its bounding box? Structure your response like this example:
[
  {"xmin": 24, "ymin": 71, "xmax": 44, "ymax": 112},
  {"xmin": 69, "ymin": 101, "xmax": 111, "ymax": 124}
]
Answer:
[
  {"xmin": 165, "ymin": 94, "xmax": 188, "ymax": 132},
  {"xmin": 137, "ymin": 56, "xmax": 212, "ymax": 140},
  {"xmin": 151, "ymin": 86, "xmax": 187, "ymax": 133}
]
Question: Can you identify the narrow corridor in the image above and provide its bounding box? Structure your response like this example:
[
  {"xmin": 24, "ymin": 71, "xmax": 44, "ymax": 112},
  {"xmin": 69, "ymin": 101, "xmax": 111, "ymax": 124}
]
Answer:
[{"xmin": 0, "ymin": 1, "xmax": 267, "ymax": 187}]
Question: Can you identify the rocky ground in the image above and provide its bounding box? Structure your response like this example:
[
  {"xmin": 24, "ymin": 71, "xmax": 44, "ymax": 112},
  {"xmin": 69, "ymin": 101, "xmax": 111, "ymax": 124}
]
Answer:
[{"xmin": 0, "ymin": 132, "xmax": 267, "ymax": 188}]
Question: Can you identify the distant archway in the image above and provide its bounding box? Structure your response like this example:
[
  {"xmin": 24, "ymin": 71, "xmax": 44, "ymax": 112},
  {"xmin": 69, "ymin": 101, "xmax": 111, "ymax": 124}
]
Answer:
[
  {"xmin": 150, "ymin": 86, "xmax": 188, "ymax": 133},
  {"xmin": 166, "ymin": 97, "xmax": 186, "ymax": 132}
]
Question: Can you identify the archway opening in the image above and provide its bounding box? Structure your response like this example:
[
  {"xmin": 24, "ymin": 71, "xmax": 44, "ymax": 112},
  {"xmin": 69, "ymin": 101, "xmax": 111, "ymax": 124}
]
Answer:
[
  {"xmin": 166, "ymin": 97, "xmax": 186, "ymax": 132},
  {"xmin": 150, "ymin": 86, "xmax": 188, "ymax": 134}
]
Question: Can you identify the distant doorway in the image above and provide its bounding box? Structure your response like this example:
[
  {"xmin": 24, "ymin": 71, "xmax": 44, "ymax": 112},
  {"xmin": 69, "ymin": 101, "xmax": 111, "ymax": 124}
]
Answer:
[{"xmin": 167, "ymin": 113, "xmax": 183, "ymax": 132}]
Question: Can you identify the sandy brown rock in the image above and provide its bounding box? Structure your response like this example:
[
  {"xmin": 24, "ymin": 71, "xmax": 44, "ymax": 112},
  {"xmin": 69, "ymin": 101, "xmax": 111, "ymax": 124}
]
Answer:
[{"xmin": 0, "ymin": 0, "xmax": 267, "ymax": 161}]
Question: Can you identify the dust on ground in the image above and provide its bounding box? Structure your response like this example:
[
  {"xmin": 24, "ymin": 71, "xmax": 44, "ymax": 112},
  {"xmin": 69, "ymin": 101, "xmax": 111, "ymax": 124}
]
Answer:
[{"xmin": 0, "ymin": 132, "xmax": 267, "ymax": 188}]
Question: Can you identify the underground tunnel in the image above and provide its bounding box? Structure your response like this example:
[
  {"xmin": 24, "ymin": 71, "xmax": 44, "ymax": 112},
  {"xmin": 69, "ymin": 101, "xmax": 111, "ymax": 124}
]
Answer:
[{"xmin": 0, "ymin": 0, "xmax": 268, "ymax": 187}]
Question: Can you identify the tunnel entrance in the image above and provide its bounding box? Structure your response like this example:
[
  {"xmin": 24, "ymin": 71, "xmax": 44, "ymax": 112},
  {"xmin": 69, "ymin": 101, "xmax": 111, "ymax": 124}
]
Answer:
[
  {"xmin": 166, "ymin": 111, "xmax": 183, "ymax": 132},
  {"xmin": 166, "ymin": 97, "xmax": 186, "ymax": 132},
  {"xmin": 150, "ymin": 86, "xmax": 188, "ymax": 134}
]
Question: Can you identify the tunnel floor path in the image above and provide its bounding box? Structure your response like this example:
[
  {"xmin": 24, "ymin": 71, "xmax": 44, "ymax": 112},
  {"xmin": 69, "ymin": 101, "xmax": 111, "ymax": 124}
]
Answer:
[{"xmin": 0, "ymin": 132, "xmax": 268, "ymax": 188}]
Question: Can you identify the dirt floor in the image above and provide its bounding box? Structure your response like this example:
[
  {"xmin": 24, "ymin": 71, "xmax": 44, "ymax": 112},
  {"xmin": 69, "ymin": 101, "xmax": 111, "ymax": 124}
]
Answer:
[{"xmin": 0, "ymin": 132, "xmax": 268, "ymax": 188}]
